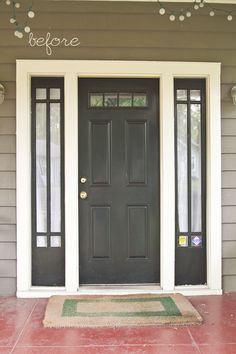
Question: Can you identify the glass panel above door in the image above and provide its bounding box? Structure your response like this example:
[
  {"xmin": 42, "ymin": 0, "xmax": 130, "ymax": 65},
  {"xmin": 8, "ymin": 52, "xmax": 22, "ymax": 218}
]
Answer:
[
  {"xmin": 133, "ymin": 93, "xmax": 147, "ymax": 107},
  {"xmin": 89, "ymin": 92, "xmax": 148, "ymax": 108},
  {"xmin": 104, "ymin": 93, "xmax": 118, "ymax": 107},
  {"xmin": 119, "ymin": 93, "xmax": 132, "ymax": 107},
  {"xmin": 89, "ymin": 93, "xmax": 103, "ymax": 107}
]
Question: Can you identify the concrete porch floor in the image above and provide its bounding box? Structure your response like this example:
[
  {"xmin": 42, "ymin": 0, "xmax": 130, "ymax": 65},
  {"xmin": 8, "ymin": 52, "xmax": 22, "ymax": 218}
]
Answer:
[{"xmin": 0, "ymin": 293, "xmax": 235, "ymax": 353}]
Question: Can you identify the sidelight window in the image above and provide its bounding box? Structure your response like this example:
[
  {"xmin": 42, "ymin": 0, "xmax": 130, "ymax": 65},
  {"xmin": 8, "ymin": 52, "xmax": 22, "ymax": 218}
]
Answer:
[
  {"xmin": 31, "ymin": 77, "xmax": 65, "ymax": 286},
  {"xmin": 175, "ymin": 79, "xmax": 206, "ymax": 285}
]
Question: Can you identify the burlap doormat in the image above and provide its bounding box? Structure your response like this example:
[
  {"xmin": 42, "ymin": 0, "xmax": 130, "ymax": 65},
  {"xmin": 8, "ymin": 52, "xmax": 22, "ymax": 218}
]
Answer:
[{"xmin": 43, "ymin": 293, "xmax": 202, "ymax": 328}]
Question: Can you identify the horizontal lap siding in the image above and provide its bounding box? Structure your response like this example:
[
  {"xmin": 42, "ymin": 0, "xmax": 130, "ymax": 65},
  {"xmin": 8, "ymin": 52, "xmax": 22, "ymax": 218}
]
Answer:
[
  {"xmin": 0, "ymin": 27, "xmax": 16, "ymax": 294},
  {"xmin": 222, "ymin": 69, "xmax": 236, "ymax": 290},
  {"xmin": 1, "ymin": 1, "xmax": 236, "ymax": 294}
]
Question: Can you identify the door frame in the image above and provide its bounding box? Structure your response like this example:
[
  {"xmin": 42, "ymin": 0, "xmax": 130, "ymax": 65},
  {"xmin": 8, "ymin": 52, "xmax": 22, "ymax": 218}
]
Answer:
[{"xmin": 16, "ymin": 60, "xmax": 222, "ymax": 297}]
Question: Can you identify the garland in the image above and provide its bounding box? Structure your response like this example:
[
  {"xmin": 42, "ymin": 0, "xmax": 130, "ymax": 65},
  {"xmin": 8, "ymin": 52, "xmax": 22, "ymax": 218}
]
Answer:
[
  {"xmin": 1, "ymin": 0, "xmax": 35, "ymax": 38},
  {"xmin": 1, "ymin": 0, "xmax": 235, "ymax": 40},
  {"xmin": 157, "ymin": 0, "xmax": 236, "ymax": 22}
]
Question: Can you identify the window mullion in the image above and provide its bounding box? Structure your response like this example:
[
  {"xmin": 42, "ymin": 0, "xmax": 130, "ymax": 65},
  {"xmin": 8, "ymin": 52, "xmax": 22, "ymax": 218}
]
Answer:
[
  {"xmin": 187, "ymin": 94, "xmax": 192, "ymax": 236},
  {"xmin": 46, "ymin": 89, "xmax": 51, "ymax": 242}
]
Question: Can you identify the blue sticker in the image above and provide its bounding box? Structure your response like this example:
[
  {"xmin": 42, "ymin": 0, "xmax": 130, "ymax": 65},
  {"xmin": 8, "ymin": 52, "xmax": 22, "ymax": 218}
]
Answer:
[{"xmin": 191, "ymin": 236, "xmax": 202, "ymax": 247}]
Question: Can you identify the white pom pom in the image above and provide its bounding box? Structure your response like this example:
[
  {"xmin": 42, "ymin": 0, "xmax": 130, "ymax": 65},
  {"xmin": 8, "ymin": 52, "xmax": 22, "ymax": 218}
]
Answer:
[
  {"xmin": 24, "ymin": 26, "xmax": 31, "ymax": 33},
  {"xmin": 159, "ymin": 8, "xmax": 166, "ymax": 15},
  {"xmin": 28, "ymin": 11, "xmax": 35, "ymax": 18}
]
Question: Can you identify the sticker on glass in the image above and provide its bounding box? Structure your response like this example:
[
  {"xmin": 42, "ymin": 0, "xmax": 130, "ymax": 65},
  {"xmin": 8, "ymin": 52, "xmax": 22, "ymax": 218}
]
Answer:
[
  {"xmin": 178, "ymin": 235, "xmax": 188, "ymax": 247},
  {"xmin": 191, "ymin": 235, "xmax": 202, "ymax": 247}
]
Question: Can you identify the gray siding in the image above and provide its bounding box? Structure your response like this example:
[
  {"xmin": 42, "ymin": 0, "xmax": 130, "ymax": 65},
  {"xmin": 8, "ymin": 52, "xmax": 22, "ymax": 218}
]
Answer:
[
  {"xmin": 1, "ymin": 1, "xmax": 236, "ymax": 294},
  {"xmin": 222, "ymin": 80, "xmax": 236, "ymax": 292}
]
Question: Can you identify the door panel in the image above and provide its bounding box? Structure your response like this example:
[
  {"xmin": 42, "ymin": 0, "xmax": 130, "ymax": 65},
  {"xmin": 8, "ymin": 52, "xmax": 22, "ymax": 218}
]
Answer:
[
  {"xmin": 91, "ymin": 206, "xmax": 111, "ymax": 259},
  {"xmin": 128, "ymin": 205, "xmax": 148, "ymax": 258},
  {"xmin": 90, "ymin": 121, "xmax": 111, "ymax": 185},
  {"xmin": 78, "ymin": 78, "xmax": 159, "ymax": 284},
  {"xmin": 126, "ymin": 121, "xmax": 147, "ymax": 184}
]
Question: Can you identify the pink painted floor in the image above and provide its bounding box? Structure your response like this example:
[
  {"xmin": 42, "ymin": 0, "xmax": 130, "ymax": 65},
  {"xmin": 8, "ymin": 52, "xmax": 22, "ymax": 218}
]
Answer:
[{"xmin": 0, "ymin": 293, "xmax": 235, "ymax": 353}]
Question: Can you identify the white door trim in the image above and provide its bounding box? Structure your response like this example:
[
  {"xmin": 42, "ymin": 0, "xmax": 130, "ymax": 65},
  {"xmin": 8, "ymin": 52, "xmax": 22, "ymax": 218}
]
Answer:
[{"xmin": 16, "ymin": 60, "xmax": 222, "ymax": 297}]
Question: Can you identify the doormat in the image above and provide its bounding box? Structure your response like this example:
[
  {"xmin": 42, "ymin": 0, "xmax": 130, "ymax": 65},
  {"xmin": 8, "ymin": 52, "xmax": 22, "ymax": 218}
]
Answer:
[{"xmin": 43, "ymin": 294, "xmax": 202, "ymax": 328}]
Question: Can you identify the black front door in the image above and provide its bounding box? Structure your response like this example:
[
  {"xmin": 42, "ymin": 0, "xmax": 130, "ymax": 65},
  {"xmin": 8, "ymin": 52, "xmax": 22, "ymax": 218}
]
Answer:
[{"xmin": 79, "ymin": 78, "xmax": 159, "ymax": 284}]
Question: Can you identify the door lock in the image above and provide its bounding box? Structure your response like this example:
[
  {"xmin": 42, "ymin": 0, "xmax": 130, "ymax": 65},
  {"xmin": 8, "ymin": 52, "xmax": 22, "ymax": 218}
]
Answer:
[
  {"xmin": 80, "ymin": 191, "xmax": 88, "ymax": 200},
  {"xmin": 80, "ymin": 177, "xmax": 87, "ymax": 184}
]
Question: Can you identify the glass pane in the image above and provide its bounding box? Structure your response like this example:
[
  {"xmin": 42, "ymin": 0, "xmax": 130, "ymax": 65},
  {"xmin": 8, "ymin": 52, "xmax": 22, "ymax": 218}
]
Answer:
[
  {"xmin": 177, "ymin": 104, "xmax": 188, "ymax": 232},
  {"xmin": 104, "ymin": 93, "xmax": 118, "ymax": 107},
  {"xmin": 36, "ymin": 88, "xmax": 46, "ymax": 100},
  {"xmin": 119, "ymin": 93, "xmax": 132, "ymax": 107},
  {"xmin": 50, "ymin": 88, "xmax": 60, "ymax": 100},
  {"xmin": 37, "ymin": 235, "xmax": 47, "ymax": 248},
  {"xmin": 36, "ymin": 103, "xmax": 47, "ymax": 232},
  {"xmin": 190, "ymin": 90, "xmax": 201, "ymax": 101},
  {"xmin": 191, "ymin": 104, "xmax": 202, "ymax": 232},
  {"xmin": 133, "ymin": 93, "xmax": 147, "ymax": 107},
  {"xmin": 177, "ymin": 90, "xmax": 187, "ymax": 101},
  {"xmin": 50, "ymin": 103, "xmax": 61, "ymax": 232},
  {"xmin": 90, "ymin": 94, "xmax": 103, "ymax": 107},
  {"xmin": 50, "ymin": 235, "xmax": 61, "ymax": 248}
]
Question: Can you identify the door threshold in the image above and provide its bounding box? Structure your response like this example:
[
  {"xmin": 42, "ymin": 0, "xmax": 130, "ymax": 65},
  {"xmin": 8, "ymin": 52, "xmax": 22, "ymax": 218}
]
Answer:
[{"xmin": 78, "ymin": 284, "xmax": 162, "ymax": 295}]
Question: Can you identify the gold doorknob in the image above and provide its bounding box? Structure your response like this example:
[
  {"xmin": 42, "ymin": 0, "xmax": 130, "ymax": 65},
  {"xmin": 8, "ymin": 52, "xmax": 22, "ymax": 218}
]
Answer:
[{"xmin": 80, "ymin": 191, "xmax": 88, "ymax": 200}]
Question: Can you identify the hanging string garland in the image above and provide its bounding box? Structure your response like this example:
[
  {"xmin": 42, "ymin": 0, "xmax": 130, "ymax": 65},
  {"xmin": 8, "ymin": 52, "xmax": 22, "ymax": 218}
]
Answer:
[
  {"xmin": 1, "ymin": 0, "xmax": 235, "ymax": 39},
  {"xmin": 1, "ymin": 0, "xmax": 35, "ymax": 38},
  {"xmin": 157, "ymin": 0, "xmax": 236, "ymax": 22}
]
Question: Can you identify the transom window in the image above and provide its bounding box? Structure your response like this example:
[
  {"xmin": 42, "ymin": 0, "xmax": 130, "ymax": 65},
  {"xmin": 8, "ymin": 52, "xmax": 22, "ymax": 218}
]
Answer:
[{"xmin": 89, "ymin": 92, "xmax": 148, "ymax": 108}]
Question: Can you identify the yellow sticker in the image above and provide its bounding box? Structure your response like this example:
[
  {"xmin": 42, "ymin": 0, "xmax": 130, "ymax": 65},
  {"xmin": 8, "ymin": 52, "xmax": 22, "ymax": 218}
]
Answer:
[{"xmin": 178, "ymin": 235, "xmax": 188, "ymax": 247}]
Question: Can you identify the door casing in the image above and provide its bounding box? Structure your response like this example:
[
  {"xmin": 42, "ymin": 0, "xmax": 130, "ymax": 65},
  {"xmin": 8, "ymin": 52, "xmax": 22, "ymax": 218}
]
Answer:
[{"xmin": 16, "ymin": 60, "xmax": 222, "ymax": 297}]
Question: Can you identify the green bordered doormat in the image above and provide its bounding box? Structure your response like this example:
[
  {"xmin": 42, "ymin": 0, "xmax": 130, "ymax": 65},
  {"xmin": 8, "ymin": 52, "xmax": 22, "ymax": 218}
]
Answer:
[{"xmin": 43, "ymin": 294, "xmax": 203, "ymax": 328}]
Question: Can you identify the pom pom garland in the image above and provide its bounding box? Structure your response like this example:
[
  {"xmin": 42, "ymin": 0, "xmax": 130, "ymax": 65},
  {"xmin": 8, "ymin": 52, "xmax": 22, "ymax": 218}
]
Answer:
[
  {"xmin": 1, "ymin": 0, "xmax": 35, "ymax": 39},
  {"xmin": 157, "ymin": 1, "xmax": 235, "ymax": 23}
]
